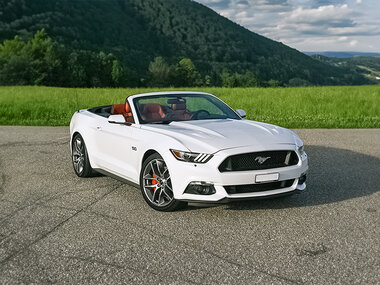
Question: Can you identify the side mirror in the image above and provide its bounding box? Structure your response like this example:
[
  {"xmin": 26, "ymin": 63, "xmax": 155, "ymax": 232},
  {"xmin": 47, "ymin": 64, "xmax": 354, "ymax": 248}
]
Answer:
[
  {"xmin": 108, "ymin": 114, "xmax": 126, "ymax": 124},
  {"xmin": 236, "ymin": 109, "xmax": 246, "ymax": 118}
]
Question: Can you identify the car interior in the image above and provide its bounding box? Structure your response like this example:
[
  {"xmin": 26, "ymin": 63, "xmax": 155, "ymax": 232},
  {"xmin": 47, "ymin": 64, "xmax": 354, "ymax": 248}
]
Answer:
[
  {"xmin": 88, "ymin": 103, "xmax": 134, "ymax": 123},
  {"xmin": 88, "ymin": 100, "xmax": 193, "ymax": 124}
]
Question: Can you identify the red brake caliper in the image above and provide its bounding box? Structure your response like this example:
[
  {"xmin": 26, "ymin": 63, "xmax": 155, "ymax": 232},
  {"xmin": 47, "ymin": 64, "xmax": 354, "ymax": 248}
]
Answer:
[{"xmin": 152, "ymin": 173, "xmax": 158, "ymax": 191}]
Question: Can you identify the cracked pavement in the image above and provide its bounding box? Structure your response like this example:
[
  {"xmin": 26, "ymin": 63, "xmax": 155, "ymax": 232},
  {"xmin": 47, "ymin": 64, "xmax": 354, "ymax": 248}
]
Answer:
[{"xmin": 0, "ymin": 126, "xmax": 379, "ymax": 284}]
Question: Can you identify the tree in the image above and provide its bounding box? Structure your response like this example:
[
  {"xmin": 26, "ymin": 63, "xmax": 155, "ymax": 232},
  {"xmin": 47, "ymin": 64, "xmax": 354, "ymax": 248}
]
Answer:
[
  {"xmin": 66, "ymin": 51, "xmax": 87, "ymax": 87},
  {"xmin": 0, "ymin": 29, "xmax": 63, "ymax": 86},
  {"xmin": 0, "ymin": 35, "xmax": 28, "ymax": 85},
  {"xmin": 27, "ymin": 29, "xmax": 63, "ymax": 85},
  {"xmin": 267, "ymin": 79, "xmax": 280, "ymax": 87},
  {"xmin": 204, "ymin": 75, "xmax": 211, "ymax": 86},
  {"xmin": 221, "ymin": 70, "xmax": 238, "ymax": 87},
  {"xmin": 240, "ymin": 71, "xmax": 260, "ymax": 87},
  {"xmin": 221, "ymin": 70, "xmax": 260, "ymax": 87},
  {"xmin": 175, "ymin": 58, "xmax": 203, "ymax": 87},
  {"xmin": 0, "ymin": 56, "xmax": 31, "ymax": 85},
  {"xmin": 0, "ymin": 29, "xmax": 131, "ymax": 87},
  {"xmin": 148, "ymin": 57, "xmax": 172, "ymax": 87},
  {"xmin": 288, "ymin": 77, "xmax": 311, "ymax": 87},
  {"xmin": 111, "ymin": 59, "xmax": 125, "ymax": 87}
]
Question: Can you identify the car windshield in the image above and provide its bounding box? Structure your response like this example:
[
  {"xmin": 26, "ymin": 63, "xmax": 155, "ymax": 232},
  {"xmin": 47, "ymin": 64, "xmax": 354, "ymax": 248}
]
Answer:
[{"xmin": 133, "ymin": 94, "xmax": 241, "ymax": 124}]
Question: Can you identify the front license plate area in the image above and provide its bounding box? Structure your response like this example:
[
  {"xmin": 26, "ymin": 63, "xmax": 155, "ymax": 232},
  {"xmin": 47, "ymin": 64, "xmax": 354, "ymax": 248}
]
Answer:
[{"xmin": 255, "ymin": 173, "xmax": 279, "ymax": 183}]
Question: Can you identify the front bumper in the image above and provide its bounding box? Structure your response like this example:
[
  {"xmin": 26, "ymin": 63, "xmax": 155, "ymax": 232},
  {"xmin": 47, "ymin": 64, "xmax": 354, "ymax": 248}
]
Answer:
[{"xmin": 164, "ymin": 144, "xmax": 308, "ymax": 202}]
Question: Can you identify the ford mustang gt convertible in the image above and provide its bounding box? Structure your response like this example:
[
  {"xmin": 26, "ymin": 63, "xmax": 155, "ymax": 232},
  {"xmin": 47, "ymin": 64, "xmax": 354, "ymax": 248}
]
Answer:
[{"xmin": 70, "ymin": 91, "xmax": 308, "ymax": 211}]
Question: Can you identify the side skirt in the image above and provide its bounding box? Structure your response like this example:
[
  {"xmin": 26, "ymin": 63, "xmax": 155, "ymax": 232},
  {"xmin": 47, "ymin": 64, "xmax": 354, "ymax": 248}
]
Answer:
[{"xmin": 93, "ymin": 168, "xmax": 140, "ymax": 189}]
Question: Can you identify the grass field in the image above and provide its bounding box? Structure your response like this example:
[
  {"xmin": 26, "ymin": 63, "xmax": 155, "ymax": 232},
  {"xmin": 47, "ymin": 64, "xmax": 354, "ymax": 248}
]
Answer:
[{"xmin": 0, "ymin": 86, "xmax": 379, "ymax": 128}]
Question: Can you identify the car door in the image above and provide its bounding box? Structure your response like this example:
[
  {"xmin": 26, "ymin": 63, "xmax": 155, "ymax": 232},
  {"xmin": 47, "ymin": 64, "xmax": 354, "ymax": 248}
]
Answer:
[{"xmin": 93, "ymin": 118, "xmax": 137, "ymax": 181}]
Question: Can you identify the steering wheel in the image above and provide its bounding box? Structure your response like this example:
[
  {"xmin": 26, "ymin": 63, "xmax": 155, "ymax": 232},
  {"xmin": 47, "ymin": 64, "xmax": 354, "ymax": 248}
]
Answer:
[{"xmin": 191, "ymin": 110, "xmax": 210, "ymax": 120}]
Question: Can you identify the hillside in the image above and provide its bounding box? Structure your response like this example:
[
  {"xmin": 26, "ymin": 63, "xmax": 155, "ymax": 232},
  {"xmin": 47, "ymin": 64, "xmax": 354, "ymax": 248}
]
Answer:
[
  {"xmin": 0, "ymin": 0, "xmax": 370, "ymax": 86},
  {"xmin": 304, "ymin": 52, "xmax": 380, "ymax": 58},
  {"xmin": 311, "ymin": 55, "xmax": 380, "ymax": 83}
]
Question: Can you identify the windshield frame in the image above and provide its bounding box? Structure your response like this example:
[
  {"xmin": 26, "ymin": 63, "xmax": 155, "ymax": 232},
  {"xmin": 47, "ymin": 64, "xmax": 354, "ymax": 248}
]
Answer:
[{"xmin": 132, "ymin": 93, "xmax": 241, "ymax": 125}]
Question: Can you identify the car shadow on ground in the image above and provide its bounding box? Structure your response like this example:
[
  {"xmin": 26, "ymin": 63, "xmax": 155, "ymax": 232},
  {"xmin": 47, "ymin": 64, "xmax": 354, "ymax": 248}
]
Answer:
[{"xmin": 186, "ymin": 145, "xmax": 380, "ymax": 211}]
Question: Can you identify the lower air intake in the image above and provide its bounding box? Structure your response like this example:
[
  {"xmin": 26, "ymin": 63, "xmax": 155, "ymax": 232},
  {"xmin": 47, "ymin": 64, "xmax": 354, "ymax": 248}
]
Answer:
[{"xmin": 224, "ymin": 179, "xmax": 295, "ymax": 194}]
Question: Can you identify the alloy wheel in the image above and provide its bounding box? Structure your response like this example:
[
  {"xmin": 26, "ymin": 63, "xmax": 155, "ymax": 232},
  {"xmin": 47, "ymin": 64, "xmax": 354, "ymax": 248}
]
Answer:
[
  {"xmin": 72, "ymin": 137, "xmax": 85, "ymax": 174},
  {"xmin": 142, "ymin": 158, "xmax": 174, "ymax": 207}
]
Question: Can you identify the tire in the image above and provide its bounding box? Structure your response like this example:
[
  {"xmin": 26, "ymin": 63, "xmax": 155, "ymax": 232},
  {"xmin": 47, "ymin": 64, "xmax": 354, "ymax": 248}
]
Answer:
[
  {"xmin": 71, "ymin": 133, "xmax": 94, "ymax": 177},
  {"xmin": 140, "ymin": 153, "xmax": 187, "ymax": 211}
]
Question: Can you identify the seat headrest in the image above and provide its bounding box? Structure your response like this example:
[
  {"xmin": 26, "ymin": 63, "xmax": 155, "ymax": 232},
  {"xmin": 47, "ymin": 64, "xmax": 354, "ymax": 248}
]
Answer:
[
  {"xmin": 125, "ymin": 102, "xmax": 131, "ymax": 113},
  {"xmin": 112, "ymin": 103, "xmax": 132, "ymax": 116},
  {"xmin": 112, "ymin": 104, "xmax": 125, "ymax": 115},
  {"xmin": 172, "ymin": 103, "xmax": 186, "ymax": 111},
  {"xmin": 144, "ymin": 103, "xmax": 163, "ymax": 113}
]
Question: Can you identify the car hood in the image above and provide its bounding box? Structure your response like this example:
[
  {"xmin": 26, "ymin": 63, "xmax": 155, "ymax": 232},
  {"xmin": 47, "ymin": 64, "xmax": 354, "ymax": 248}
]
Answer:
[{"xmin": 142, "ymin": 119, "xmax": 297, "ymax": 153}]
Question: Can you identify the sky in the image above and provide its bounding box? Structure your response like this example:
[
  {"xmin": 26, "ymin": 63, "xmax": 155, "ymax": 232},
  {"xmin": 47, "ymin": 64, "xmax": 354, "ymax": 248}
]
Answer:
[{"xmin": 195, "ymin": 0, "xmax": 380, "ymax": 52}]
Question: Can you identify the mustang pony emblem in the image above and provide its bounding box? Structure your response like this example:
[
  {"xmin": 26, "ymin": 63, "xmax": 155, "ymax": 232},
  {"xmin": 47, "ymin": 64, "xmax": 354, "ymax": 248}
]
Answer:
[{"xmin": 255, "ymin": 156, "xmax": 271, "ymax": 164}]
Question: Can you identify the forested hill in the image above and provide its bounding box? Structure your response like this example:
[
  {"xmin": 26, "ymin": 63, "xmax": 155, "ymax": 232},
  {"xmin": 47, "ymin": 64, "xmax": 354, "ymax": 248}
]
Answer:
[
  {"xmin": 0, "ymin": 0, "xmax": 370, "ymax": 87},
  {"xmin": 311, "ymin": 55, "xmax": 380, "ymax": 83}
]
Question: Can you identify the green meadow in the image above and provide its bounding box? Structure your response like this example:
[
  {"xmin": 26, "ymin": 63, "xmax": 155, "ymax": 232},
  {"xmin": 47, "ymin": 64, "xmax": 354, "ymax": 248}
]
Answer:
[{"xmin": 0, "ymin": 86, "xmax": 379, "ymax": 128}]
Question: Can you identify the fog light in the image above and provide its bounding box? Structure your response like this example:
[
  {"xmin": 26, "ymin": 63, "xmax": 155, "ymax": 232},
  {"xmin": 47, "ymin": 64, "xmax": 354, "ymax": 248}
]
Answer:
[
  {"xmin": 184, "ymin": 182, "xmax": 216, "ymax": 195},
  {"xmin": 298, "ymin": 174, "xmax": 307, "ymax": 184}
]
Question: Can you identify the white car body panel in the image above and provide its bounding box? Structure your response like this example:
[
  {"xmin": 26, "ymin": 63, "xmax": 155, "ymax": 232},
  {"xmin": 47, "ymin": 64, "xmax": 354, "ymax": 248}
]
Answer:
[{"xmin": 70, "ymin": 91, "xmax": 308, "ymax": 203}]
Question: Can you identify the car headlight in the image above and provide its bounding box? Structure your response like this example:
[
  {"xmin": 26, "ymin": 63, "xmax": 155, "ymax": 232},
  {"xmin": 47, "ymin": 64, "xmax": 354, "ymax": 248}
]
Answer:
[
  {"xmin": 292, "ymin": 132, "xmax": 305, "ymax": 155},
  {"xmin": 170, "ymin": 149, "xmax": 213, "ymax": 163}
]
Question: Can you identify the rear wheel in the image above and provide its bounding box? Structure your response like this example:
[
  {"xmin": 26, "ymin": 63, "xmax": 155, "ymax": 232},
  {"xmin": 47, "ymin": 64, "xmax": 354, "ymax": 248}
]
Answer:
[
  {"xmin": 140, "ymin": 153, "xmax": 187, "ymax": 211},
  {"xmin": 72, "ymin": 133, "xmax": 94, "ymax": 177}
]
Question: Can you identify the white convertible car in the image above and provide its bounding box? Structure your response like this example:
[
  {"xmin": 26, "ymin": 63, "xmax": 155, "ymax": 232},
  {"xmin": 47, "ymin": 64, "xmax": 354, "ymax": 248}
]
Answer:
[{"xmin": 70, "ymin": 91, "xmax": 308, "ymax": 211}]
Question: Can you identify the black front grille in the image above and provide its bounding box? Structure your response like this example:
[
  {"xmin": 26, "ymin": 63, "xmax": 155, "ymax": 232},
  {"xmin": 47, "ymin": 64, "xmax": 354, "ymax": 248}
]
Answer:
[
  {"xmin": 219, "ymin": 150, "xmax": 298, "ymax": 172},
  {"xmin": 225, "ymin": 179, "xmax": 295, "ymax": 194}
]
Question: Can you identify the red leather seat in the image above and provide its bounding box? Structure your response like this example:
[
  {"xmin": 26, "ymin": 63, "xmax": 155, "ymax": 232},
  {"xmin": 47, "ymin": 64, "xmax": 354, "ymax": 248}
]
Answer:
[
  {"xmin": 141, "ymin": 103, "xmax": 165, "ymax": 122},
  {"xmin": 172, "ymin": 103, "xmax": 186, "ymax": 111},
  {"xmin": 111, "ymin": 103, "xmax": 134, "ymax": 123},
  {"xmin": 170, "ymin": 103, "xmax": 192, "ymax": 121}
]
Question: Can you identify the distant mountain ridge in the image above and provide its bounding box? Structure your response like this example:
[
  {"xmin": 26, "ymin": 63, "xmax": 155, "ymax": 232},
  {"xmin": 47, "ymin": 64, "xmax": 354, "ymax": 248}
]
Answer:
[
  {"xmin": 304, "ymin": 51, "xmax": 380, "ymax": 58},
  {"xmin": 311, "ymin": 54, "xmax": 380, "ymax": 83},
  {"xmin": 0, "ymin": 0, "xmax": 371, "ymax": 86}
]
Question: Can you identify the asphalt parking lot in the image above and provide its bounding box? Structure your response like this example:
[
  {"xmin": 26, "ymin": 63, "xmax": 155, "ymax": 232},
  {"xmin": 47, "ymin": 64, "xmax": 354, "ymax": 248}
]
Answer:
[{"xmin": 0, "ymin": 126, "xmax": 379, "ymax": 284}]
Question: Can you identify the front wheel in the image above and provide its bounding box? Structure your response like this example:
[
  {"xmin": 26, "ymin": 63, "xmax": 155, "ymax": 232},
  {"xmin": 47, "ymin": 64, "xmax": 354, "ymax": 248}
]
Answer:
[{"xmin": 140, "ymin": 153, "xmax": 187, "ymax": 211}]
